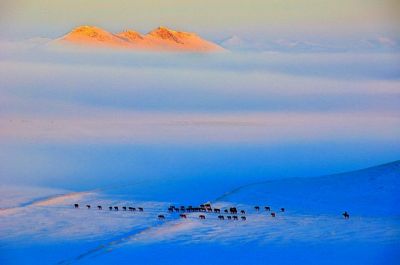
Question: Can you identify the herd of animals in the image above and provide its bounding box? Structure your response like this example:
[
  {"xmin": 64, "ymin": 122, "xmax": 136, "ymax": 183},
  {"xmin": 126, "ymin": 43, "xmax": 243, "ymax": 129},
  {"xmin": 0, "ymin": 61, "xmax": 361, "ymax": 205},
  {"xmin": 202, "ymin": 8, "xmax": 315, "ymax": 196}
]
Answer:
[
  {"xmin": 159, "ymin": 204, "xmax": 283, "ymax": 221},
  {"xmin": 73, "ymin": 203, "xmax": 281, "ymax": 221},
  {"xmin": 74, "ymin": 204, "xmax": 143, "ymax": 212},
  {"xmin": 73, "ymin": 202, "xmax": 351, "ymax": 220}
]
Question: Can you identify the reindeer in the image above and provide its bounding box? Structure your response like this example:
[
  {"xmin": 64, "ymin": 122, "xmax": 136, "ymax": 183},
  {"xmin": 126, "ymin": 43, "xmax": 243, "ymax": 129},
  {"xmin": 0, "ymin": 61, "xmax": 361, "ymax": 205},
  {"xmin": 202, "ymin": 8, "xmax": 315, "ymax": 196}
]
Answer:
[
  {"xmin": 280, "ymin": 208, "xmax": 285, "ymax": 212},
  {"xmin": 180, "ymin": 206, "xmax": 186, "ymax": 211},
  {"xmin": 271, "ymin": 212, "xmax": 276, "ymax": 217},
  {"xmin": 86, "ymin": 205, "xmax": 91, "ymax": 209},
  {"xmin": 138, "ymin": 207, "xmax": 144, "ymax": 212},
  {"xmin": 241, "ymin": 216, "xmax": 246, "ymax": 221},
  {"xmin": 168, "ymin": 207, "xmax": 174, "ymax": 212},
  {"xmin": 109, "ymin": 206, "xmax": 113, "ymax": 211},
  {"xmin": 227, "ymin": 216, "xmax": 232, "ymax": 220},
  {"xmin": 214, "ymin": 208, "xmax": 221, "ymax": 213},
  {"xmin": 240, "ymin": 210, "xmax": 246, "ymax": 214},
  {"xmin": 254, "ymin": 206, "xmax": 260, "ymax": 211},
  {"xmin": 114, "ymin": 206, "xmax": 119, "ymax": 211},
  {"xmin": 230, "ymin": 207, "xmax": 238, "ymax": 214},
  {"xmin": 74, "ymin": 204, "xmax": 79, "ymax": 208},
  {"xmin": 218, "ymin": 215, "xmax": 225, "ymax": 220},
  {"xmin": 265, "ymin": 206, "xmax": 271, "ymax": 211},
  {"xmin": 158, "ymin": 215, "xmax": 165, "ymax": 220},
  {"xmin": 122, "ymin": 206, "xmax": 127, "ymax": 211},
  {"xmin": 224, "ymin": 209, "xmax": 229, "ymax": 213},
  {"xmin": 129, "ymin": 207, "xmax": 136, "ymax": 211},
  {"xmin": 199, "ymin": 215, "xmax": 206, "ymax": 220},
  {"xmin": 180, "ymin": 214, "xmax": 187, "ymax": 219},
  {"xmin": 232, "ymin": 216, "xmax": 238, "ymax": 220},
  {"xmin": 97, "ymin": 205, "xmax": 102, "ymax": 210}
]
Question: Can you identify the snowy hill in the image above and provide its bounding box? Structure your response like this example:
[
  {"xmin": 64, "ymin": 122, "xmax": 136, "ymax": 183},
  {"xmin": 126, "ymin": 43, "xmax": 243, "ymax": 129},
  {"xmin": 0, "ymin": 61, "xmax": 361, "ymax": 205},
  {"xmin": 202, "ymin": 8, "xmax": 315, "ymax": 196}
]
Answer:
[
  {"xmin": 1, "ymin": 161, "xmax": 399, "ymax": 264},
  {"xmin": 216, "ymin": 160, "xmax": 400, "ymax": 217}
]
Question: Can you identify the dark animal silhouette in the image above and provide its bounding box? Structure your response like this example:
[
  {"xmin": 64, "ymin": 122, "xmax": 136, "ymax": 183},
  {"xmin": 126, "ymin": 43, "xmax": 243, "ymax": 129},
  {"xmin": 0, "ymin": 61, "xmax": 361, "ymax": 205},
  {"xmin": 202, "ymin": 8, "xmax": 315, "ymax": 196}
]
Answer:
[
  {"xmin": 241, "ymin": 216, "xmax": 246, "ymax": 221},
  {"xmin": 224, "ymin": 209, "xmax": 228, "ymax": 213},
  {"xmin": 86, "ymin": 205, "xmax": 91, "ymax": 209},
  {"xmin": 199, "ymin": 215, "xmax": 206, "ymax": 219},
  {"xmin": 204, "ymin": 203, "xmax": 211, "ymax": 207},
  {"xmin": 109, "ymin": 206, "xmax": 113, "ymax": 210},
  {"xmin": 114, "ymin": 206, "xmax": 119, "ymax": 211},
  {"xmin": 158, "ymin": 215, "xmax": 165, "ymax": 220},
  {"xmin": 271, "ymin": 212, "xmax": 276, "ymax": 217},
  {"xmin": 74, "ymin": 204, "xmax": 79, "ymax": 208},
  {"xmin": 343, "ymin": 211, "xmax": 350, "ymax": 219},
  {"xmin": 200, "ymin": 204, "xmax": 205, "ymax": 208},
  {"xmin": 122, "ymin": 206, "xmax": 127, "ymax": 211},
  {"xmin": 168, "ymin": 207, "xmax": 174, "ymax": 212},
  {"xmin": 180, "ymin": 206, "xmax": 185, "ymax": 211},
  {"xmin": 240, "ymin": 210, "xmax": 246, "ymax": 214},
  {"xmin": 265, "ymin": 206, "xmax": 271, "ymax": 211},
  {"xmin": 280, "ymin": 208, "xmax": 285, "ymax": 212},
  {"xmin": 180, "ymin": 214, "xmax": 187, "ymax": 219},
  {"xmin": 227, "ymin": 216, "xmax": 232, "ymax": 220},
  {"xmin": 138, "ymin": 207, "xmax": 144, "ymax": 212},
  {"xmin": 207, "ymin": 208, "xmax": 213, "ymax": 212},
  {"xmin": 129, "ymin": 207, "xmax": 136, "ymax": 211},
  {"xmin": 230, "ymin": 207, "xmax": 238, "ymax": 214},
  {"xmin": 214, "ymin": 208, "xmax": 221, "ymax": 213},
  {"xmin": 254, "ymin": 206, "xmax": 260, "ymax": 211},
  {"xmin": 97, "ymin": 206, "xmax": 102, "ymax": 210},
  {"xmin": 218, "ymin": 215, "xmax": 224, "ymax": 220},
  {"xmin": 232, "ymin": 216, "xmax": 238, "ymax": 220},
  {"xmin": 174, "ymin": 208, "xmax": 180, "ymax": 212}
]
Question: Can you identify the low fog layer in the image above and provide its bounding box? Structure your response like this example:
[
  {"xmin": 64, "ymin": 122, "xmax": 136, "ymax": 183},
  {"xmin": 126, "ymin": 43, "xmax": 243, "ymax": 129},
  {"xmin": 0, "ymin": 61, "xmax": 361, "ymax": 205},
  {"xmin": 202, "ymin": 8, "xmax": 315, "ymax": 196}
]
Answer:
[
  {"xmin": 1, "ymin": 43, "xmax": 399, "ymax": 142},
  {"xmin": 0, "ymin": 43, "xmax": 399, "ymax": 187}
]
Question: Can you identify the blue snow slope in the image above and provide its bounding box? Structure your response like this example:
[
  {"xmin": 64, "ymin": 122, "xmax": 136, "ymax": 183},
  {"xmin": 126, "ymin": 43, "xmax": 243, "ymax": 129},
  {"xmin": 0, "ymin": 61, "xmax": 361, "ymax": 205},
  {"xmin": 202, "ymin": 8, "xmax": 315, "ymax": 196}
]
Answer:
[
  {"xmin": 1, "ymin": 161, "xmax": 399, "ymax": 265},
  {"xmin": 216, "ymin": 160, "xmax": 400, "ymax": 217}
]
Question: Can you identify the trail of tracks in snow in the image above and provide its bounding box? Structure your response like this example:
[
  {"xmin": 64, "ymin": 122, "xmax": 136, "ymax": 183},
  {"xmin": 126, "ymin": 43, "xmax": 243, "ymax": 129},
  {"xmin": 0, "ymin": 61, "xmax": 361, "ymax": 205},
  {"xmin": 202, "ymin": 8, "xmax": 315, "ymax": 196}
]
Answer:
[
  {"xmin": 57, "ymin": 214, "xmax": 182, "ymax": 265},
  {"xmin": 214, "ymin": 181, "xmax": 265, "ymax": 202}
]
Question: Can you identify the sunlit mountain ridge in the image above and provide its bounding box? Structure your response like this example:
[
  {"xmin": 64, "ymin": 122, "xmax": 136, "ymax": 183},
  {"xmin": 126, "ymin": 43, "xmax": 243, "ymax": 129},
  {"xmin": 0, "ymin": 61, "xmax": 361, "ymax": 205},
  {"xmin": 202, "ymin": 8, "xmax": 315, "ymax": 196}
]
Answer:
[{"xmin": 57, "ymin": 25, "xmax": 224, "ymax": 52}]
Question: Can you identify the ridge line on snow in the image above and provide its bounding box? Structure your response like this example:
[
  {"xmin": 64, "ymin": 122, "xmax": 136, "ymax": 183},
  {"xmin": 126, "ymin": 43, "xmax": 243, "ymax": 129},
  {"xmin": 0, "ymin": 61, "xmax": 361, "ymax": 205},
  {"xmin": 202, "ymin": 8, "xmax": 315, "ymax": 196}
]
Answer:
[{"xmin": 214, "ymin": 160, "xmax": 400, "ymax": 202}]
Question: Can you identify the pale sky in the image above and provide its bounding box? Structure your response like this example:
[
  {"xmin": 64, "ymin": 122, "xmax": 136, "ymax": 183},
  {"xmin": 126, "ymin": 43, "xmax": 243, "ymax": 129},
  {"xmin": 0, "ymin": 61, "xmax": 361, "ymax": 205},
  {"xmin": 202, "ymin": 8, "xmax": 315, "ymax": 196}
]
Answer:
[{"xmin": 1, "ymin": 0, "xmax": 399, "ymax": 40}]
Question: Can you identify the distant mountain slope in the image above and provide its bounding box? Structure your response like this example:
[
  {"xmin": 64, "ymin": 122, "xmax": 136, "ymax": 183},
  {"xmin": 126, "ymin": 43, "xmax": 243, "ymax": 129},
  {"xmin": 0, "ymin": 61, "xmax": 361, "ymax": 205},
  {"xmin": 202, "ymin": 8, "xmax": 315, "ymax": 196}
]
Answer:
[
  {"xmin": 56, "ymin": 25, "xmax": 224, "ymax": 52},
  {"xmin": 216, "ymin": 161, "xmax": 400, "ymax": 216}
]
